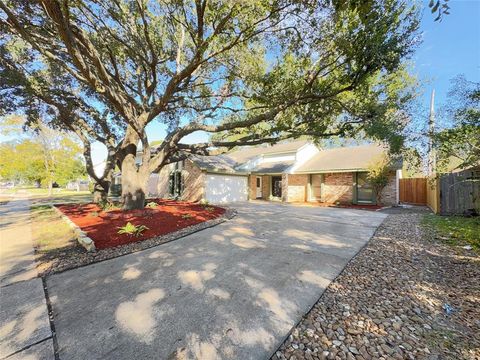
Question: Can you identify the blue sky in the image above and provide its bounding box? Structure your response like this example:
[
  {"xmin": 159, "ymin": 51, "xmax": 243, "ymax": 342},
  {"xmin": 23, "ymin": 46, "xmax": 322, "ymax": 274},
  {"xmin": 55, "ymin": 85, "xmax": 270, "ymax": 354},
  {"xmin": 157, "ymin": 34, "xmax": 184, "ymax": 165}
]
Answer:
[
  {"xmin": 2, "ymin": 0, "xmax": 479, "ymax": 165},
  {"xmin": 414, "ymin": 0, "xmax": 480, "ymax": 107}
]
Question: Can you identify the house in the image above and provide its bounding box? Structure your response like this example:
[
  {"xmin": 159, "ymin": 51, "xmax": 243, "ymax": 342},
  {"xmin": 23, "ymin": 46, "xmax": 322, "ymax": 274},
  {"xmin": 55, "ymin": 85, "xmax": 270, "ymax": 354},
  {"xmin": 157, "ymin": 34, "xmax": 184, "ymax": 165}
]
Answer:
[{"xmin": 150, "ymin": 140, "xmax": 402, "ymax": 205}]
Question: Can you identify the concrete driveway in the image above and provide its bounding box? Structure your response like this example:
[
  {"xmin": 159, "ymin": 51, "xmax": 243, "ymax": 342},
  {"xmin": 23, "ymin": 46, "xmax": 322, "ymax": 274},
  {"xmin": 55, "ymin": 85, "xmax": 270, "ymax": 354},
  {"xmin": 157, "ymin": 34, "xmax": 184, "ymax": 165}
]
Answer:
[{"xmin": 47, "ymin": 202, "xmax": 387, "ymax": 360}]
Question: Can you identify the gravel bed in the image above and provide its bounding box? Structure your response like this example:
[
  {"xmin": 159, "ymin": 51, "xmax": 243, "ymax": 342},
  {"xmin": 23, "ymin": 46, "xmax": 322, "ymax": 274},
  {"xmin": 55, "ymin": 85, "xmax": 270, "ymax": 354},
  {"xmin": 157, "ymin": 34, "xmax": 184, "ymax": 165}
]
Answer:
[
  {"xmin": 272, "ymin": 208, "xmax": 479, "ymax": 360},
  {"xmin": 36, "ymin": 207, "xmax": 236, "ymax": 276}
]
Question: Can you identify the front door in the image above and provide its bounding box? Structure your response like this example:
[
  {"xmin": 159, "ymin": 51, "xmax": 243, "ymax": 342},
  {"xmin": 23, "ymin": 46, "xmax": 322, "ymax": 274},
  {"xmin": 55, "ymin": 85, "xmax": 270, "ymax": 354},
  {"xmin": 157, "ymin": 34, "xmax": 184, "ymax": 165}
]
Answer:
[
  {"xmin": 256, "ymin": 176, "xmax": 262, "ymax": 198},
  {"xmin": 356, "ymin": 172, "xmax": 375, "ymax": 203},
  {"xmin": 311, "ymin": 174, "xmax": 322, "ymax": 201},
  {"xmin": 272, "ymin": 176, "xmax": 282, "ymax": 198}
]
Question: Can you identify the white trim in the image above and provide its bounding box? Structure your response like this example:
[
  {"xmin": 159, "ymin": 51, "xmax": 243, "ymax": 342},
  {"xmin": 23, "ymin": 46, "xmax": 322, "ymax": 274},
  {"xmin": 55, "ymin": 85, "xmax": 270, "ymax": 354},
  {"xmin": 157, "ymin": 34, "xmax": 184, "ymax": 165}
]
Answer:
[{"xmin": 395, "ymin": 169, "xmax": 402, "ymax": 204}]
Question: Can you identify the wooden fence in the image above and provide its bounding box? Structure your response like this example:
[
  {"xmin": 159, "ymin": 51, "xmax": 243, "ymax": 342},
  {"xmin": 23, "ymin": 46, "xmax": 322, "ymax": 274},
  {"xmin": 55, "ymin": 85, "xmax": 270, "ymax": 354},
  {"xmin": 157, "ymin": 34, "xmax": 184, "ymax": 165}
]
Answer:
[
  {"xmin": 399, "ymin": 178, "xmax": 427, "ymax": 205},
  {"xmin": 439, "ymin": 168, "xmax": 480, "ymax": 215},
  {"xmin": 426, "ymin": 177, "xmax": 440, "ymax": 214}
]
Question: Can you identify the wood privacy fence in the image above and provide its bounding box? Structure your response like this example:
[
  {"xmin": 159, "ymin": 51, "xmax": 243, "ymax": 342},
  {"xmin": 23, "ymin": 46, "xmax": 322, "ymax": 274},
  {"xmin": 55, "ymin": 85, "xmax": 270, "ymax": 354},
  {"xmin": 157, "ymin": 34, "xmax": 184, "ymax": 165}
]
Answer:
[
  {"xmin": 399, "ymin": 178, "xmax": 427, "ymax": 205},
  {"xmin": 439, "ymin": 168, "xmax": 480, "ymax": 215},
  {"xmin": 426, "ymin": 177, "xmax": 440, "ymax": 214}
]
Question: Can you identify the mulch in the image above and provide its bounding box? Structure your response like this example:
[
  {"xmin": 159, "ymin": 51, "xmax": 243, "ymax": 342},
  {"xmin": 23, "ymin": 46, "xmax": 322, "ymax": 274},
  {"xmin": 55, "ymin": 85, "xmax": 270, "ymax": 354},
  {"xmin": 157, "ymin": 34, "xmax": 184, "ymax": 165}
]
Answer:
[
  {"xmin": 55, "ymin": 199, "xmax": 225, "ymax": 250},
  {"xmin": 296, "ymin": 202, "xmax": 384, "ymax": 211}
]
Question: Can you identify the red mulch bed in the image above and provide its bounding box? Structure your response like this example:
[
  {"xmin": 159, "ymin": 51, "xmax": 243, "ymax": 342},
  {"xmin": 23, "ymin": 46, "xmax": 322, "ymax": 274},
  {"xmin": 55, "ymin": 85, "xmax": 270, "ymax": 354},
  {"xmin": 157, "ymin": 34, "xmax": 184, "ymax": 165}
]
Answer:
[
  {"xmin": 296, "ymin": 202, "xmax": 384, "ymax": 211},
  {"xmin": 55, "ymin": 199, "xmax": 225, "ymax": 250},
  {"xmin": 318, "ymin": 203, "xmax": 383, "ymax": 211}
]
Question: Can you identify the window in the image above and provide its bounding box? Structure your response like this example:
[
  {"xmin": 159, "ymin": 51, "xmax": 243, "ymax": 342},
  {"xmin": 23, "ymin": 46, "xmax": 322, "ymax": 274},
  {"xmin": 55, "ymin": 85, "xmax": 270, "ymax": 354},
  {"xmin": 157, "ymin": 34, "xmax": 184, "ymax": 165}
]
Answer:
[
  {"xmin": 256, "ymin": 177, "xmax": 261, "ymax": 187},
  {"xmin": 169, "ymin": 162, "xmax": 183, "ymax": 198}
]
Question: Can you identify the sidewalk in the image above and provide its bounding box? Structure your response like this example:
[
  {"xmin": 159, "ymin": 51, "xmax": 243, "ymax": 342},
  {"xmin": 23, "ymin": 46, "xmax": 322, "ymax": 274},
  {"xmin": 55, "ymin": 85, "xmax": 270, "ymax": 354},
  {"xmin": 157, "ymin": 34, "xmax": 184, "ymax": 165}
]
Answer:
[{"xmin": 0, "ymin": 196, "xmax": 54, "ymax": 359}]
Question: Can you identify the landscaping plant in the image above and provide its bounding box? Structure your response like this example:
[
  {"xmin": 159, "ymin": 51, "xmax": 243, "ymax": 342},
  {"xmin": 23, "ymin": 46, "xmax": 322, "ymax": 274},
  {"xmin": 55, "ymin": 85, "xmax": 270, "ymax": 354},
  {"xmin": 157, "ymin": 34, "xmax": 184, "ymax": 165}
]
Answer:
[
  {"xmin": 98, "ymin": 200, "xmax": 119, "ymax": 212},
  {"xmin": 367, "ymin": 155, "xmax": 392, "ymax": 205},
  {"xmin": 117, "ymin": 222, "xmax": 149, "ymax": 237},
  {"xmin": 145, "ymin": 201, "xmax": 158, "ymax": 209}
]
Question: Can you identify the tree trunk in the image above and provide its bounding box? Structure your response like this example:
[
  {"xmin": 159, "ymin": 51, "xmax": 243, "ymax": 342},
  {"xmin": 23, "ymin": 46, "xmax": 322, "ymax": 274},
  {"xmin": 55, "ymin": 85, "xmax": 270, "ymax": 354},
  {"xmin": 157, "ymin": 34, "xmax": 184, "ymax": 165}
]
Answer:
[
  {"xmin": 47, "ymin": 180, "xmax": 53, "ymax": 197},
  {"xmin": 92, "ymin": 181, "xmax": 110, "ymax": 203},
  {"xmin": 120, "ymin": 157, "xmax": 149, "ymax": 210}
]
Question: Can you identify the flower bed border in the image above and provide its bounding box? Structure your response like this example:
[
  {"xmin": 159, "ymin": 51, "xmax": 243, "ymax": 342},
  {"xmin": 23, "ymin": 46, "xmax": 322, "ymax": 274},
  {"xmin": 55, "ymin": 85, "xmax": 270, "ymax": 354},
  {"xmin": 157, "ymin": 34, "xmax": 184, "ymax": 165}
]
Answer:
[
  {"xmin": 42, "ymin": 203, "xmax": 236, "ymax": 276},
  {"xmin": 52, "ymin": 205, "xmax": 96, "ymax": 252}
]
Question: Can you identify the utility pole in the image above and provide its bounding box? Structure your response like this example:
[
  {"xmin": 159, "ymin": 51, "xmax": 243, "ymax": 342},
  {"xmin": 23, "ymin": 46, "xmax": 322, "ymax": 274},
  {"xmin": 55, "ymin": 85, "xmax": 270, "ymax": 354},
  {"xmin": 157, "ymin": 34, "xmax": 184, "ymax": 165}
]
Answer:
[{"xmin": 427, "ymin": 89, "xmax": 436, "ymax": 176}]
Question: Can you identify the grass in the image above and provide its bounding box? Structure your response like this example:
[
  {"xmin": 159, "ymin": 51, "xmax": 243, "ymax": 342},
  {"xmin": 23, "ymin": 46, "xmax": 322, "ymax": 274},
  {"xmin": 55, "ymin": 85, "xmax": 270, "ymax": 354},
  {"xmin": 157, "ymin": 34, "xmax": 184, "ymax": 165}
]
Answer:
[
  {"xmin": 422, "ymin": 213, "xmax": 480, "ymax": 250},
  {"xmin": 30, "ymin": 205, "xmax": 78, "ymax": 254}
]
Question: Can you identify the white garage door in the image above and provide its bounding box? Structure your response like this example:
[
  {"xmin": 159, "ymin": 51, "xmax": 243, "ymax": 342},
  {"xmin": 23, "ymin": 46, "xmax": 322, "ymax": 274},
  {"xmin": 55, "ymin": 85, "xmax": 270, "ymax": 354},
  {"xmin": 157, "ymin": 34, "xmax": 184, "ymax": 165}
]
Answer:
[{"xmin": 205, "ymin": 174, "xmax": 248, "ymax": 203}]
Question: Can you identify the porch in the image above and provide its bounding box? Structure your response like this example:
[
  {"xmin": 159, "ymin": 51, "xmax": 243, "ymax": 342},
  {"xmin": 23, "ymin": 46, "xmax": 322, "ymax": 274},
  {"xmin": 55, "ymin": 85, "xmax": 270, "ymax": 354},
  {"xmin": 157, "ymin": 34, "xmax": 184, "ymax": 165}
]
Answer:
[
  {"xmin": 249, "ymin": 174, "xmax": 284, "ymax": 201},
  {"xmin": 249, "ymin": 172, "xmax": 380, "ymax": 205}
]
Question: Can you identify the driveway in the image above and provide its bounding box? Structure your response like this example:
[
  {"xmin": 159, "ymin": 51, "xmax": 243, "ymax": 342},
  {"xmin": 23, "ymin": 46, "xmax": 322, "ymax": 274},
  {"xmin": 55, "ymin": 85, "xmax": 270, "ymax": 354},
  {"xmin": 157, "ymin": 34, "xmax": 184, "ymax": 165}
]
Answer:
[{"xmin": 47, "ymin": 202, "xmax": 387, "ymax": 359}]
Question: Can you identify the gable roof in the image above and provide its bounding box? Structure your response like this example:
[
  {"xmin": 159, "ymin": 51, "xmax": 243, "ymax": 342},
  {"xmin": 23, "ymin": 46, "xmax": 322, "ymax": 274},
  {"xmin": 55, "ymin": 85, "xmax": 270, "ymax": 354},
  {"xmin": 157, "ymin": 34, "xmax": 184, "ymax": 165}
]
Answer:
[
  {"xmin": 226, "ymin": 139, "xmax": 309, "ymax": 163},
  {"xmin": 250, "ymin": 160, "xmax": 295, "ymax": 174},
  {"xmin": 189, "ymin": 154, "xmax": 239, "ymax": 173},
  {"xmin": 294, "ymin": 144, "xmax": 397, "ymax": 173}
]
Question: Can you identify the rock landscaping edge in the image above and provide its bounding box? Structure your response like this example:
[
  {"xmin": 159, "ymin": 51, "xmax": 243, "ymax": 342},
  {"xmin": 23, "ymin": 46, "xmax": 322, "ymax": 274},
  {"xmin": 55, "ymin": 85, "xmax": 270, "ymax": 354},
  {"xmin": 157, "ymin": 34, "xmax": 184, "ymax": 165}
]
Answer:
[
  {"xmin": 51, "ymin": 205, "xmax": 96, "ymax": 252},
  {"xmin": 39, "ymin": 204, "xmax": 236, "ymax": 276},
  {"xmin": 271, "ymin": 208, "xmax": 479, "ymax": 360}
]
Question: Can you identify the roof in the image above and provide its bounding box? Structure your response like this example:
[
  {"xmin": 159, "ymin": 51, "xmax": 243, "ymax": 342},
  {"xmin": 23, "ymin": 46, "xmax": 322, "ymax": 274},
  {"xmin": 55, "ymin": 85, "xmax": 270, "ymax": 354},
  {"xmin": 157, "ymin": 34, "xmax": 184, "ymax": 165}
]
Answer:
[
  {"xmin": 189, "ymin": 154, "xmax": 238, "ymax": 173},
  {"xmin": 295, "ymin": 144, "xmax": 397, "ymax": 173},
  {"xmin": 226, "ymin": 139, "xmax": 309, "ymax": 163},
  {"xmin": 250, "ymin": 160, "xmax": 295, "ymax": 174}
]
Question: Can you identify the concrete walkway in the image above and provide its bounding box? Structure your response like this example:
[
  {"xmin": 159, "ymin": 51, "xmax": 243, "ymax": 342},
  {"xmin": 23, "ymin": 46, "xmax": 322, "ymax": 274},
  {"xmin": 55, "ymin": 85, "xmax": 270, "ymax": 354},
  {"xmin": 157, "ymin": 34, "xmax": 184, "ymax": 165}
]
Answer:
[
  {"xmin": 48, "ymin": 202, "xmax": 387, "ymax": 360},
  {"xmin": 0, "ymin": 196, "xmax": 54, "ymax": 359}
]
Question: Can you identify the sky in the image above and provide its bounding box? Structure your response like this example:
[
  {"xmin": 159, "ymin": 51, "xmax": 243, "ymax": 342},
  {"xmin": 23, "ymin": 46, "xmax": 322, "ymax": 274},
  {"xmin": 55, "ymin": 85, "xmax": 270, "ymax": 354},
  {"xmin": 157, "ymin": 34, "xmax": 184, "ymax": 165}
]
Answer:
[
  {"xmin": 1, "ymin": 0, "xmax": 479, "ymax": 166},
  {"xmin": 413, "ymin": 0, "xmax": 480, "ymax": 108}
]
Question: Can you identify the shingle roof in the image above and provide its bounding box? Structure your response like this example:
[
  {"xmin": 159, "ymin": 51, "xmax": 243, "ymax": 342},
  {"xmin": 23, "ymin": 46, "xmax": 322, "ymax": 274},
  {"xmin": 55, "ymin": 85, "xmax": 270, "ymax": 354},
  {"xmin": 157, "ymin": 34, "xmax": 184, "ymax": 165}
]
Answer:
[
  {"xmin": 189, "ymin": 154, "xmax": 238, "ymax": 173},
  {"xmin": 226, "ymin": 139, "xmax": 309, "ymax": 163},
  {"xmin": 250, "ymin": 160, "xmax": 295, "ymax": 174},
  {"xmin": 294, "ymin": 144, "xmax": 398, "ymax": 173}
]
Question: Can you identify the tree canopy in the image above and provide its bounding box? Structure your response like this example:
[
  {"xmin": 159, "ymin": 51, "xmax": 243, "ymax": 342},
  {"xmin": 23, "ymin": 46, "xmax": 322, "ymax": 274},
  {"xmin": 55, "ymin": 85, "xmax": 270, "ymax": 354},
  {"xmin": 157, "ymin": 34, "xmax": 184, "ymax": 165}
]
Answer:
[
  {"xmin": 435, "ymin": 76, "xmax": 480, "ymax": 172},
  {"xmin": 0, "ymin": 0, "xmax": 420, "ymax": 208}
]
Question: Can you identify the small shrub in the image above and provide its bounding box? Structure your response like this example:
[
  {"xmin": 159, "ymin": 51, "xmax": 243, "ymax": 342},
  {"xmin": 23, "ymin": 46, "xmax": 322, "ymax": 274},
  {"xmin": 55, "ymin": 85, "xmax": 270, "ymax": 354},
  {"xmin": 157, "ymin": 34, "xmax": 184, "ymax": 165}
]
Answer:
[
  {"xmin": 205, "ymin": 206, "xmax": 215, "ymax": 212},
  {"xmin": 117, "ymin": 222, "xmax": 149, "ymax": 237},
  {"xmin": 90, "ymin": 211, "xmax": 99, "ymax": 217},
  {"xmin": 199, "ymin": 199, "xmax": 209, "ymax": 206},
  {"xmin": 145, "ymin": 201, "xmax": 158, "ymax": 209},
  {"xmin": 98, "ymin": 200, "xmax": 119, "ymax": 212},
  {"xmin": 182, "ymin": 213, "xmax": 193, "ymax": 219}
]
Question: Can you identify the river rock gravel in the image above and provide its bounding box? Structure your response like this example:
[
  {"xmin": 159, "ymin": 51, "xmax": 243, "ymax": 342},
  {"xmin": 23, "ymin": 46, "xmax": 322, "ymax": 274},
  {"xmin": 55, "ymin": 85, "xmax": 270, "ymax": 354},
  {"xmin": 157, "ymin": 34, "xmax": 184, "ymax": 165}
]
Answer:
[{"xmin": 272, "ymin": 207, "xmax": 479, "ymax": 360}]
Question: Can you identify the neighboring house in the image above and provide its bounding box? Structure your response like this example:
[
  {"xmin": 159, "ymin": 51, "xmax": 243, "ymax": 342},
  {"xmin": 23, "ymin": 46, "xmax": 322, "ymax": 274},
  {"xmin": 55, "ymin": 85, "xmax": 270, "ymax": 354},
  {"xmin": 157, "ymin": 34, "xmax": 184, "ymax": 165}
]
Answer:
[{"xmin": 149, "ymin": 140, "xmax": 402, "ymax": 205}]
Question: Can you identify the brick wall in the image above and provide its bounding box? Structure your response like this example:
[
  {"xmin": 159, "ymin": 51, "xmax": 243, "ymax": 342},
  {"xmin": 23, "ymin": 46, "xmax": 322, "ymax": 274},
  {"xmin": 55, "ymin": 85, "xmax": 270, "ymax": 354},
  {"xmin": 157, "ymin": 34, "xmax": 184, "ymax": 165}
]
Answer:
[
  {"xmin": 156, "ymin": 160, "xmax": 205, "ymax": 202},
  {"xmin": 262, "ymin": 175, "xmax": 271, "ymax": 199},
  {"xmin": 323, "ymin": 172, "xmax": 353, "ymax": 204},
  {"xmin": 248, "ymin": 175, "xmax": 257, "ymax": 199},
  {"xmin": 379, "ymin": 171, "xmax": 397, "ymax": 206},
  {"xmin": 285, "ymin": 174, "xmax": 308, "ymax": 202},
  {"xmin": 181, "ymin": 160, "xmax": 205, "ymax": 202},
  {"xmin": 156, "ymin": 163, "xmax": 174, "ymax": 198}
]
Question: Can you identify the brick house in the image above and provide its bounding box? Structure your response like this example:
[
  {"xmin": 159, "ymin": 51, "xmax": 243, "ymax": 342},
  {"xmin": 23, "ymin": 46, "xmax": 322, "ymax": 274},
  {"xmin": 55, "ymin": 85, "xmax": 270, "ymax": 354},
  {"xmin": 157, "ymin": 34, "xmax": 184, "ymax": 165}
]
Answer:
[{"xmin": 147, "ymin": 141, "xmax": 402, "ymax": 206}]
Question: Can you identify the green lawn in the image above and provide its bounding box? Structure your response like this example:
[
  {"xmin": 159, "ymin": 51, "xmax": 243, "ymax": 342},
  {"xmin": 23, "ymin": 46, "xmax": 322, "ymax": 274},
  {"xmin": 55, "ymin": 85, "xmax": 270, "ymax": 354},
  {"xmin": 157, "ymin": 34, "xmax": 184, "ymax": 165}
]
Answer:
[
  {"xmin": 422, "ymin": 213, "xmax": 480, "ymax": 251},
  {"xmin": 30, "ymin": 205, "xmax": 82, "ymax": 275},
  {"xmin": 31, "ymin": 205, "xmax": 78, "ymax": 252}
]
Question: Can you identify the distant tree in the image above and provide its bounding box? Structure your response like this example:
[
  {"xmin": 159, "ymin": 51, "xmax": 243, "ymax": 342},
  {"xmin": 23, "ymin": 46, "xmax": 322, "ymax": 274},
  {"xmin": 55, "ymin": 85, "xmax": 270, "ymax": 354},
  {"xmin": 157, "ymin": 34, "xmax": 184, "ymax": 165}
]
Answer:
[
  {"xmin": 435, "ymin": 76, "xmax": 480, "ymax": 172},
  {"xmin": 0, "ymin": 140, "xmax": 44, "ymax": 184},
  {"xmin": 0, "ymin": 116, "xmax": 86, "ymax": 194},
  {"xmin": 0, "ymin": 41, "xmax": 119, "ymax": 201},
  {"xmin": 1, "ymin": 0, "xmax": 420, "ymax": 209}
]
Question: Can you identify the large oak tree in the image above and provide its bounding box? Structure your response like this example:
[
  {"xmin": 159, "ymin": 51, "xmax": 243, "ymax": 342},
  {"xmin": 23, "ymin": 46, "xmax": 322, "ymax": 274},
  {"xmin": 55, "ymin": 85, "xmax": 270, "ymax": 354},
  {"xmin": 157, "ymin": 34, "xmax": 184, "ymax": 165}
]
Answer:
[{"xmin": 0, "ymin": 0, "xmax": 419, "ymax": 209}]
